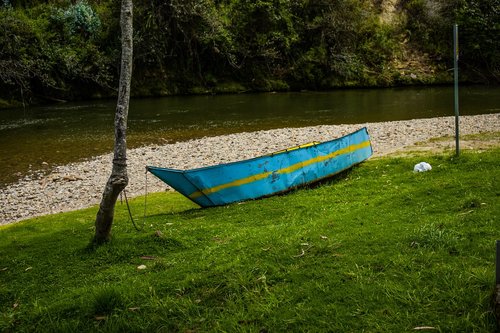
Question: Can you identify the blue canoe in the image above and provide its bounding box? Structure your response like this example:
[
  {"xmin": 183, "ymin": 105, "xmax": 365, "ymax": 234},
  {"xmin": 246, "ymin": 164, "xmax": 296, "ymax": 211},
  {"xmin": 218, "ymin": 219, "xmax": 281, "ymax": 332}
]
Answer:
[{"xmin": 147, "ymin": 127, "xmax": 372, "ymax": 207}]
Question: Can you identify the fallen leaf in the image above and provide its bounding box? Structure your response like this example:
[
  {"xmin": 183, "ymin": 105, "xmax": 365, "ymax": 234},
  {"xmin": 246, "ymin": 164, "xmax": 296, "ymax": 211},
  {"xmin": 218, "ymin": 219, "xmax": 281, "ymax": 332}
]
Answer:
[
  {"xmin": 62, "ymin": 175, "xmax": 83, "ymax": 182},
  {"xmin": 25, "ymin": 267, "xmax": 32, "ymax": 271},
  {"xmin": 293, "ymin": 249, "xmax": 305, "ymax": 258},
  {"xmin": 128, "ymin": 307, "xmax": 140, "ymax": 312},
  {"xmin": 413, "ymin": 327, "xmax": 436, "ymax": 330},
  {"xmin": 140, "ymin": 256, "xmax": 156, "ymax": 260},
  {"xmin": 320, "ymin": 235, "xmax": 328, "ymax": 240},
  {"xmin": 137, "ymin": 265, "xmax": 147, "ymax": 270},
  {"xmin": 1, "ymin": 267, "xmax": 7, "ymax": 271},
  {"xmin": 95, "ymin": 316, "xmax": 107, "ymax": 321},
  {"xmin": 13, "ymin": 303, "xmax": 19, "ymax": 309}
]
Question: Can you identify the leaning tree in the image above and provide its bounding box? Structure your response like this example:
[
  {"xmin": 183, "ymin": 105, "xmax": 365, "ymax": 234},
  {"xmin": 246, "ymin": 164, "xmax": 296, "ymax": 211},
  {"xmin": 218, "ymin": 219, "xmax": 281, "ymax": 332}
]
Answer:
[{"xmin": 94, "ymin": 0, "xmax": 133, "ymax": 244}]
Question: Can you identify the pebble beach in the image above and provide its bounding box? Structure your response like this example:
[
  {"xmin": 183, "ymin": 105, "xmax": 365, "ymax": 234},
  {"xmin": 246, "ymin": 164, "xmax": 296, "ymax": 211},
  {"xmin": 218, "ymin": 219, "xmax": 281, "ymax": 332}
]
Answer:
[{"xmin": 1, "ymin": 113, "xmax": 499, "ymax": 226}]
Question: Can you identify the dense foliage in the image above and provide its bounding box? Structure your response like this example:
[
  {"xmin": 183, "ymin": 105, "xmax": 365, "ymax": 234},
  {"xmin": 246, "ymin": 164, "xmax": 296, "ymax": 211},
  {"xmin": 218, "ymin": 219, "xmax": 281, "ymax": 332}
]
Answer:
[
  {"xmin": 0, "ymin": 0, "xmax": 498, "ymax": 105},
  {"xmin": 401, "ymin": 0, "xmax": 500, "ymax": 83}
]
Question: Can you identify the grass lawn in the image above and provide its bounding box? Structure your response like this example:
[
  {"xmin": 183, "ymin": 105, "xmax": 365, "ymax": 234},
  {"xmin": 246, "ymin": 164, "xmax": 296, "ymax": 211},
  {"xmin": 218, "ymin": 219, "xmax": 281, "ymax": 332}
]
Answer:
[{"xmin": 1, "ymin": 147, "xmax": 499, "ymax": 332}]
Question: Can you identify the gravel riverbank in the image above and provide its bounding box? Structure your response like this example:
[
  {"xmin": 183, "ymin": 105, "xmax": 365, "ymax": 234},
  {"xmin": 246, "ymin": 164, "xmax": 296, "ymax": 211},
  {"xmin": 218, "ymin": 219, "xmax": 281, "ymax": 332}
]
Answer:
[{"xmin": 1, "ymin": 113, "xmax": 499, "ymax": 226}]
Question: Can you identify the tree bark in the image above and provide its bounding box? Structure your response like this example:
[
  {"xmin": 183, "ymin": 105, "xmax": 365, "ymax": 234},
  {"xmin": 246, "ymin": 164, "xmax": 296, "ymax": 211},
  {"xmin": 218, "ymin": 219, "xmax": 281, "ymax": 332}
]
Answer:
[{"xmin": 94, "ymin": 0, "xmax": 133, "ymax": 244}]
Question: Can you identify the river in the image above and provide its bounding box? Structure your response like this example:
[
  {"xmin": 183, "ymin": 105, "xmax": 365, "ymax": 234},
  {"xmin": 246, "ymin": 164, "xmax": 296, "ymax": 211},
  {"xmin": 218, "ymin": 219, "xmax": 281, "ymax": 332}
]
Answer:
[{"xmin": 0, "ymin": 85, "xmax": 499, "ymax": 185}]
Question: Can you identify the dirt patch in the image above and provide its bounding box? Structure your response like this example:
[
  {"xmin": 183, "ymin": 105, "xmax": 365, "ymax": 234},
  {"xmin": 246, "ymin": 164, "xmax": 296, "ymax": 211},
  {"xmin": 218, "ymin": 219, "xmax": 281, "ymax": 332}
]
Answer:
[
  {"xmin": 387, "ymin": 133, "xmax": 500, "ymax": 157},
  {"xmin": 379, "ymin": 0, "xmax": 399, "ymax": 24}
]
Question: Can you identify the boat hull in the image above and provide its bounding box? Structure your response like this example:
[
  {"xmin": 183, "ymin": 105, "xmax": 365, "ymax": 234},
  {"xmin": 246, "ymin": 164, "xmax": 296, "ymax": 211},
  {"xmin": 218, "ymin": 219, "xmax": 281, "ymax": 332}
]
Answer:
[{"xmin": 147, "ymin": 127, "xmax": 372, "ymax": 207}]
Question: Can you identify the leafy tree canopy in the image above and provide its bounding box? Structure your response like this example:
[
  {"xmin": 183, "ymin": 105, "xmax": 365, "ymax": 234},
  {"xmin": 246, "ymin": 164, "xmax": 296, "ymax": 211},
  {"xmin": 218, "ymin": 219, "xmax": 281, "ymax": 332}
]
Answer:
[{"xmin": 0, "ymin": 0, "xmax": 498, "ymax": 106}]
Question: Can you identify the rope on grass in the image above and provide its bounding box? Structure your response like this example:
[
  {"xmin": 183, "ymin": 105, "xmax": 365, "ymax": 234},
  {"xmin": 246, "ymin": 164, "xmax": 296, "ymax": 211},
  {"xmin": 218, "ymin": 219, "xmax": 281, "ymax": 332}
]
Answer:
[
  {"xmin": 122, "ymin": 168, "xmax": 150, "ymax": 232},
  {"xmin": 144, "ymin": 168, "xmax": 149, "ymax": 219},
  {"xmin": 123, "ymin": 188, "xmax": 143, "ymax": 231},
  {"xmin": 120, "ymin": 168, "xmax": 148, "ymax": 231}
]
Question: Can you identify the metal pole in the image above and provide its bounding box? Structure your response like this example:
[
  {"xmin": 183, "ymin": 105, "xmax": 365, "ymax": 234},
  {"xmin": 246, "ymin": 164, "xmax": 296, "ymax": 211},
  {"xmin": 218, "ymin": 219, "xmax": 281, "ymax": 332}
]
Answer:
[
  {"xmin": 496, "ymin": 240, "xmax": 500, "ymax": 285},
  {"xmin": 453, "ymin": 24, "xmax": 460, "ymax": 156}
]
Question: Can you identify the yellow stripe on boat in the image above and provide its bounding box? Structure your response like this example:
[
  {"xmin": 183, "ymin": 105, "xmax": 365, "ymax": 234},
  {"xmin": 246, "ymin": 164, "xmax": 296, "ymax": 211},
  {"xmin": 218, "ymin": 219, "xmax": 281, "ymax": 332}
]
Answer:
[{"xmin": 188, "ymin": 140, "xmax": 370, "ymax": 200}]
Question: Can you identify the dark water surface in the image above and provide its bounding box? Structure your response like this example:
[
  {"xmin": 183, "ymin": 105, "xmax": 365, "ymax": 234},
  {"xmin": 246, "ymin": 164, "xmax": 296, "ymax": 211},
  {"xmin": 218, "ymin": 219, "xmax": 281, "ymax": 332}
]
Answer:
[{"xmin": 0, "ymin": 86, "xmax": 499, "ymax": 185}]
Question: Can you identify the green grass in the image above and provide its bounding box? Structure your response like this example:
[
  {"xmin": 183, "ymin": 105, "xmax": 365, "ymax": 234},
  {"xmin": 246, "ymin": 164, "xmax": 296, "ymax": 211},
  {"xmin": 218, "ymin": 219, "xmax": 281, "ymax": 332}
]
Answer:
[{"xmin": 1, "ymin": 149, "xmax": 499, "ymax": 332}]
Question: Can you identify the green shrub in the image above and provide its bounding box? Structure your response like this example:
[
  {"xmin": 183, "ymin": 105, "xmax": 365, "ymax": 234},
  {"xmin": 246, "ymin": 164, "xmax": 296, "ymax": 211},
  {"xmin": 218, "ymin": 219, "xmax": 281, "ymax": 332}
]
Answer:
[
  {"xmin": 0, "ymin": 2, "xmax": 116, "ymax": 103},
  {"xmin": 455, "ymin": 0, "xmax": 500, "ymax": 82},
  {"xmin": 62, "ymin": 1, "xmax": 101, "ymax": 38}
]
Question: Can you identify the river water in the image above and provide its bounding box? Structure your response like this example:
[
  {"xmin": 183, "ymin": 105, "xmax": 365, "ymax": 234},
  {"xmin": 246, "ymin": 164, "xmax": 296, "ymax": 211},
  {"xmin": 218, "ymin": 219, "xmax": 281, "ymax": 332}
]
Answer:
[{"xmin": 0, "ymin": 86, "xmax": 499, "ymax": 185}]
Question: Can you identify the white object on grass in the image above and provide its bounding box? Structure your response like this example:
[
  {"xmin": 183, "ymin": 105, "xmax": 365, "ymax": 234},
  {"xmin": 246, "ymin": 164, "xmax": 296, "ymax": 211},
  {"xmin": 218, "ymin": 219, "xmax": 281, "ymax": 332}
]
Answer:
[{"xmin": 414, "ymin": 162, "xmax": 432, "ymax": 173}]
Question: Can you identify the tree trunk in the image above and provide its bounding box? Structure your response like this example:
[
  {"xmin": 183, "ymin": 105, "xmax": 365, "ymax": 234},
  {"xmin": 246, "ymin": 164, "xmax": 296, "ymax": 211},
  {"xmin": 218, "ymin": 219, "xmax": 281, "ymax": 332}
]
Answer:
[{"xmin": 94, "ymin": 0, "xmax": 133, "ymax": 244}]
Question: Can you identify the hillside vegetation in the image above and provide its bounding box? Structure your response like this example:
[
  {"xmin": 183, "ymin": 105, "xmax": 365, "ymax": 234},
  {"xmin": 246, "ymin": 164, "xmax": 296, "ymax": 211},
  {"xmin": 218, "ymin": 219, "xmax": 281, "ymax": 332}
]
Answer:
[{"xmin": 0, "ymin": 0, "xmax": 499, "ymax": 106}]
